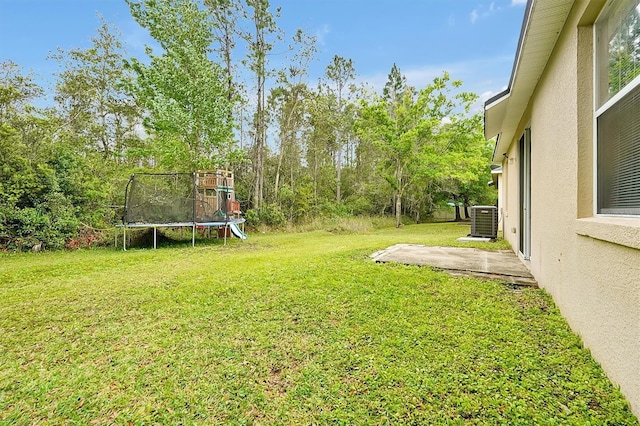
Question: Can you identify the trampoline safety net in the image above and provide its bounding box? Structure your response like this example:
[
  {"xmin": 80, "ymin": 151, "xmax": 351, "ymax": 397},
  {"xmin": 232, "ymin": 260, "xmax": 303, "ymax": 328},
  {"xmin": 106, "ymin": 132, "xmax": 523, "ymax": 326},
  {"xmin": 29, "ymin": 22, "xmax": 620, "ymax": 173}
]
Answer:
[{"xmin": 123, "ymin": 172, "xmax": 234, "ymax": 224}]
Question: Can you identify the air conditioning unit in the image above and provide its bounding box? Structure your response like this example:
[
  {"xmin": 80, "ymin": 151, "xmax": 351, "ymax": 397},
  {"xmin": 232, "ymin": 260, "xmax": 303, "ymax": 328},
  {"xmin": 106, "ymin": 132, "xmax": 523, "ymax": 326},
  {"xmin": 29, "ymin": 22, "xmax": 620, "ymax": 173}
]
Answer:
[{"xmin": 470, "ymin": 206, "xmax": 498, "ymax": 238}]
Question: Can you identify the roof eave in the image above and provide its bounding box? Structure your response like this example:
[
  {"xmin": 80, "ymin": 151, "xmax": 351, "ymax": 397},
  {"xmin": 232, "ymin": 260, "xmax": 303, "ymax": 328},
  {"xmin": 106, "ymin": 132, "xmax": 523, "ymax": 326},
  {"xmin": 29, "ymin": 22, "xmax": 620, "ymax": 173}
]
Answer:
[
  {"xmin": 485, "ymin": 90, "xmax": 512, "ymax": 163},
  {"xmin": 484, "ymin": 0, "xmax": 575, "ymax": 163}
]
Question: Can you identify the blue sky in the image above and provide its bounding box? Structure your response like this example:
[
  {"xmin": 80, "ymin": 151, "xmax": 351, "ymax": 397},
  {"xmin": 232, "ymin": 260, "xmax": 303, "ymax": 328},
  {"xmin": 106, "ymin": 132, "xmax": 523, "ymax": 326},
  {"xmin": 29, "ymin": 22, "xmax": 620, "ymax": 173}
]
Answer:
[{"xmin": 0, "ymin": 0, "xmax": 527, "ymax": 111}]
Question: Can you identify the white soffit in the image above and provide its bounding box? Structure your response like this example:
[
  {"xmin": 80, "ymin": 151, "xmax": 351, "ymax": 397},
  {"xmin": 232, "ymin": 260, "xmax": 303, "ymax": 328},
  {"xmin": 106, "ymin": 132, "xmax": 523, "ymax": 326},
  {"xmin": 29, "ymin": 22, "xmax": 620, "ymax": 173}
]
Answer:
[{"xmin": 485, "ymin": 0, "xmax": 574, "ymax": 162}]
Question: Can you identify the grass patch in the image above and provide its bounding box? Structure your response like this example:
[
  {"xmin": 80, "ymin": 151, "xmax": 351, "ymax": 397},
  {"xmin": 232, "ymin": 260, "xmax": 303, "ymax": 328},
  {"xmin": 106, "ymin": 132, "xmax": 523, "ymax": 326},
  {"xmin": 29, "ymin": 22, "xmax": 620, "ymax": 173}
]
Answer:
[{"xmin": 0, "ymin": 223, "xmax": 636, "ymax": 424}]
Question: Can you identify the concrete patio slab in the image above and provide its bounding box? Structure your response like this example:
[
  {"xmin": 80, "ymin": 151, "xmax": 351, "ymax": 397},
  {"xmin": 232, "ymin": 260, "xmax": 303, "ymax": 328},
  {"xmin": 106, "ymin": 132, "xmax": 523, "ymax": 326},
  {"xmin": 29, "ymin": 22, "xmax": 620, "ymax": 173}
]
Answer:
[{"xmin": 371, "ymin": 244, "xmax": 537, "ymax": 287}]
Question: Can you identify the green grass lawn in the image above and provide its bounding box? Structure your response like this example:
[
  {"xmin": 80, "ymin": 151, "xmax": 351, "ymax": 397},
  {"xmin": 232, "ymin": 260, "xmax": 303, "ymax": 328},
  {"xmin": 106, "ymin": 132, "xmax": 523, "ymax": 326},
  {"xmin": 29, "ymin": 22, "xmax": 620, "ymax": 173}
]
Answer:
[{"xmin": 1, "ymin": 222, "xmax": 637, "ymax": 424}]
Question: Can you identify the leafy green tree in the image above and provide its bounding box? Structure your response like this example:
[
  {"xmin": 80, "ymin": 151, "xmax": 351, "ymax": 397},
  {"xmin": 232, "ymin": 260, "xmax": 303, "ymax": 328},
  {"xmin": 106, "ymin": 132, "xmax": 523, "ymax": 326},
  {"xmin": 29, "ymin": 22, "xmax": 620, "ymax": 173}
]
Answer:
[
  {"xmin": 323, "ymin": 55, "xmax": 356, "ymax": 203},
  {"xmin": 52, "ymin": 18, "xmax": 142, "ymax": 161},
  {"xmin": 269, "ymin": 29, "xmax": 316, "ymax": 204},
  {"xmin": 0, "ymin": 62, "xmax": 110, "ymax": 250},
  {"xmin": 435, "ymin": 112, "xmax": 496, "ymax": 219},
  {"xmin": 205, "ymin": 0, "xmax": 241, "ymax": 110},
  {"xmin": 0, "ymin": 61, "xmax": 42, "ymax": 122},
  {"xmin": 356, "ymin": 69, "xmax": 479, "ymax": 227},
  {"xmin": 383, "ymin": 63, "xmax": 406, "ymax": 111},
  {"xmin": 243, "ymin": 0, "xmax": 280, "ymax": 209},
  {"xmin": 204, "ymin": 0, "xmax": 250, "ymax": 174},
  {"xmin": 0, "ymin": 61, "xmax": 49, "ymax": 163},
  {"xmin": 304, "ymin": 87, "xmax": 337, "ymax": 204},
  {"xmin": 126, "ymin": 0, "xmax": 235, "ymax": 170},
  {"xmin": 269, "ymin": 84, "xmax": 305, "ymax": 200}
]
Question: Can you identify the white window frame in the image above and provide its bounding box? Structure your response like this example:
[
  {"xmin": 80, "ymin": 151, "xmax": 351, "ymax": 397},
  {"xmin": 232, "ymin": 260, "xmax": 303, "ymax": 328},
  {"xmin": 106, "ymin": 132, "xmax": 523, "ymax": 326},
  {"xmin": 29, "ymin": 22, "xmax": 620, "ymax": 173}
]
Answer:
[{"xmin": 593, "ymin": 0, "xmax": 640, "ymax": 217}]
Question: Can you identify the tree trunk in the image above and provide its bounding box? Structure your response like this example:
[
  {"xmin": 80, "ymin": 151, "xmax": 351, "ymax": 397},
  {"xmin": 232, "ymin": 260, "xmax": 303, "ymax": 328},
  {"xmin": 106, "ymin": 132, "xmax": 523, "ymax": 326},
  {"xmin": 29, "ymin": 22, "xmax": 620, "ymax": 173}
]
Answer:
[
  {"xmin": 247, "ymin": 1, "xmax": 271, "ymax": 211},
  {"xmin": 336, "ymin": 145, "xmax": 342, "ymax": 203},
  {"xmin": 223, "ymin": 23, "xmax": 236, "ymax": 167},
  {"xmin": 454, "ymin": 205, "xmax": 462, "ymax": 222},
  {"xmin": 395, "ymin": 160, "xmax": 403, "ymax": 227},
  {"xmin": 275, "ymin": 142, "xmax": 284, "ymax": 201},
  {"xmin": 395, "ymin": 190, "xmax": 402, "ymax": 228},
  {"xmin": 252, "ymin": 46, "xmax": 264, "ymax": 210}
]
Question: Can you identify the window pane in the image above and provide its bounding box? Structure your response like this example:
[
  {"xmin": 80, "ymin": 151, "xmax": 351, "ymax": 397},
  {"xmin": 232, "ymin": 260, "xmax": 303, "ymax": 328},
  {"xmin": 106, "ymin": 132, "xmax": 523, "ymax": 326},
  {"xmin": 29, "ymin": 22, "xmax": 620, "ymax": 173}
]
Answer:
[
  {"xmin": 597, "ymin": 0, "xmax": 640, "ymax": 106},
  {"xmin": 597, "ymin": 83, "xmax": 640, "ymax": 215}
]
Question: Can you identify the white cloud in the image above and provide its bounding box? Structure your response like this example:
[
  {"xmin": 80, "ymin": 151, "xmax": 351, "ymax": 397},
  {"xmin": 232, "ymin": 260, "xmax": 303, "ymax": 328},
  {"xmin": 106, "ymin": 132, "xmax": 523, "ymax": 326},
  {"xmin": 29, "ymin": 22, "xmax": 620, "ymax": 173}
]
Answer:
[
  {"xmin": 511, "ymin": 0, "xmax": 527, "ymax": 5},
  {"xmin": 315, "ymin": 24, "xmax": 330, "ymax": 46},
  {"xmin": 470, "ymin": 2, "xmax": 504, "ymax": 24},
  {"xmin": 470, "ymin": 9, "xmax": 479, "ymax": 24}
]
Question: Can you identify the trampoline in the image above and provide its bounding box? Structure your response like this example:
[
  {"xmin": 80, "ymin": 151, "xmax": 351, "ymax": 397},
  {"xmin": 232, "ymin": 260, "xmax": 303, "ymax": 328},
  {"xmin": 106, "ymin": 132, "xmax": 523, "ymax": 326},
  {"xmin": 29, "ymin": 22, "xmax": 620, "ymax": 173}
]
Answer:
[{"xmin": 118, "ymin": 171, "xmax": 246, "ymax": 249}]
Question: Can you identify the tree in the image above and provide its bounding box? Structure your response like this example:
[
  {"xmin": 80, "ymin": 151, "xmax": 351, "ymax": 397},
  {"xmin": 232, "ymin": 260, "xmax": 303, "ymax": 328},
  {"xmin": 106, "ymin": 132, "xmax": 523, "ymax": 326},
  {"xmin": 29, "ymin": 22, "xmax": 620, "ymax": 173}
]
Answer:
[
  {"xmin": 205, "ymin": 0, "xmax": 241, "ymax": 124},
  {"xmin": 383, "ymin": 63, "xmax": 406, "ymax": 111},
  {"xmin": 0, "ymin": 61, "xmax": 49, "ymax": 165},
  {"xmin": 126, "ymin": 0, "xmax": 235, "ymax": 170},
  {"xmin": 323, "ymin": 55, "xmax": 356, "ymax": 203},
  {"xmin": 243, "ymin": 0, "xmax": 280, "ymax": 209},
  {"xmin": 0, "ymin": 62, "xmax": 111, "ymax": 250},
  {"xmin": 51, "ymin": 18, "xmax": 142, "ymax": 161},
  {"xmin": 205, "ymin": 0, "xmax": 239, "ymax": 94},
  {"xmin": 381, "ymin": 63, "xmax": 408, "ymax": 218},
  {"xmin": 270, "ymin": 29, "xmax": 316, "ymax": 203},
  {"xmin": 435, "ymin": 112, "xmax": 496, "ymax": 220},
  {"xmin": 356, "ymin": 69, "xmax": 478, "ymax": 227},
  {"xmin": 304, "ymin": 87, "xmax": 336, "ymax": 204},
  {"xmin": 0, "ymin": 61, "xmax": 43, "ymax": 123}
]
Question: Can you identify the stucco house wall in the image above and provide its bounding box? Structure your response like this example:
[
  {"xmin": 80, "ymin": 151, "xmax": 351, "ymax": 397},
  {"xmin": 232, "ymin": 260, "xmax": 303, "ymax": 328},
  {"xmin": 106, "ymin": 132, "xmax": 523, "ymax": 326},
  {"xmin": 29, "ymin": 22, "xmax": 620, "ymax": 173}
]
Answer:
[{"xmin": 489, "ymin": 0, "xmax": 640, "ymax": 415}]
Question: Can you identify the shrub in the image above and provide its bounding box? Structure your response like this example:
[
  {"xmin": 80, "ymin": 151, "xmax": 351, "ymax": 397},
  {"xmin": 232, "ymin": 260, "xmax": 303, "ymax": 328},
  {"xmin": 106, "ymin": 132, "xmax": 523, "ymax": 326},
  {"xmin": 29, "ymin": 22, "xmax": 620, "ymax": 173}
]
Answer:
[
  {"xmin": 0, "ymin": 125, "xmax": 115, "ymax": 251},
  {"xmin": 344, "ymin": 195, "xmax": 373, "ymax": 216},
  {"xmin": 318, "ymin": 201, "xmax": 352, "ymax": 218},
  {"xmin": 245, "ymin": 204, "xmax": 287, "ymax": 229}
]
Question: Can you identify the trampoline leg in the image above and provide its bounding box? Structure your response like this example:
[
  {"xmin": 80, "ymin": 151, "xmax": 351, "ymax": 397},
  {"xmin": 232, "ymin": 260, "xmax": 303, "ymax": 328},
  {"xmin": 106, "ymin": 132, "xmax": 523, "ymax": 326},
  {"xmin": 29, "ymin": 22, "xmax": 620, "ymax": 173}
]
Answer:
[
  {"xmin": 153, "ymin": 226, "xmax": 157, "ymax": 249},
  {"xmin": 123, "ymin": 226, "xmax": 127, "ymax": 251},
  {"xmin": 192, "ymin": 224, "xmax": 195, "ymax": 247}
]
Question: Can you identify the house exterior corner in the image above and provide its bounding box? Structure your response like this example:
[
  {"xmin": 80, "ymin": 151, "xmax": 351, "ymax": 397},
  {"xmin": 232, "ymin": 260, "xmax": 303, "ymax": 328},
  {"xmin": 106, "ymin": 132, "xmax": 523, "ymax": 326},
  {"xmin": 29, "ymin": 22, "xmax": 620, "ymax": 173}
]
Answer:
[{"xmin": 485, "ymin": 0, "xmax": 640, "ymax": 416}]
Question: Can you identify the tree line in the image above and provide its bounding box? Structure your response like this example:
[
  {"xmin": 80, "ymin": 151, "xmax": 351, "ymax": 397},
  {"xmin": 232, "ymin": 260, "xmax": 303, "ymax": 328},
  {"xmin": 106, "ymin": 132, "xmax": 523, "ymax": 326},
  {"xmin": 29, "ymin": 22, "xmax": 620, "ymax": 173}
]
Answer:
[{"xmin": 0, "ymin": 0, "xmax": 495, "ymax": 251}]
